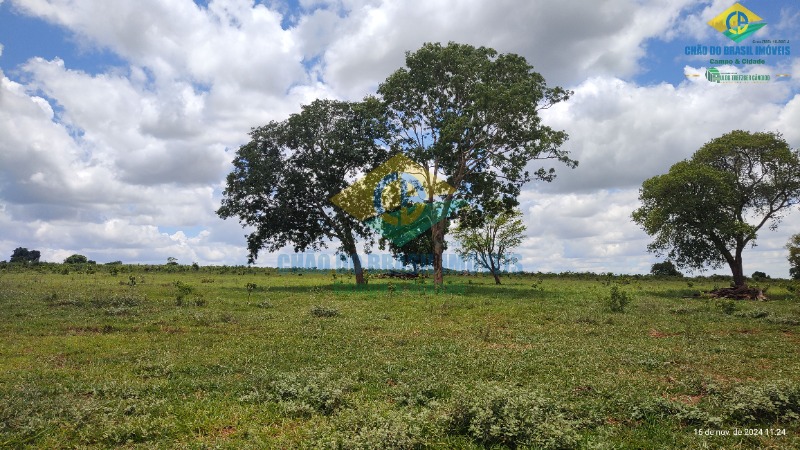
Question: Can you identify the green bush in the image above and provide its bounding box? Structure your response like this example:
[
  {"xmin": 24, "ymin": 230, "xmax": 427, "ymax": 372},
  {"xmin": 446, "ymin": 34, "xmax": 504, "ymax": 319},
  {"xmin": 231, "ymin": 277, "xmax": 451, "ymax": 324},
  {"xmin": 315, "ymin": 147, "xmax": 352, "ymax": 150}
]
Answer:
[
  {"xmin": 392, "ymin": 380, "xmax": 450, "ymax": 408},
  {"xmin": 269, "ymin": 371, "xmax": 351, "ymax": 417},
  {"xmin": 717, "ymin": 300, "xmax": 738, "ymax": 315},
  {"xmin": 447, "ymin": 384, "xmax": 579, "ymax": 449},
  {"xmin": 630, "ymin": 397, "xmax": 721, "ymax": 427},
  {"xmin": 723, "ymin": 381, "xmax": 800, "ymax": 424},
  {"xmin": 311, "ymin": 305, "xmax": 339, "ymax": 317},
  {"xmin": 605, "ymin": 285, "xmax": 630, "ymax": 313},
  {"xmin": 315, "ymin": 408, "xmax": 434, "ymax": 449},
  {"xmin": 173, "ymin": 281, "xmax": 193, "ymax": 306}
]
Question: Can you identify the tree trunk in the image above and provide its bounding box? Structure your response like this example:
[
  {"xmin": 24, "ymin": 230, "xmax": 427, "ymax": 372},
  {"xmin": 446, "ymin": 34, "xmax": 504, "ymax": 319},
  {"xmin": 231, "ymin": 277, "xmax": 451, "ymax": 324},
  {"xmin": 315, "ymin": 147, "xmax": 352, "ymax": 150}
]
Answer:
[
  {"xmin": 489, "ymin": 258, "xmax": 501, "ymax": 285},
  {"xmin": 431, "ymin": 221, "xmax": 445, "ymax": 286},
  {"xmin": 730, "ymin": 250, "xmax": 745, "ymax": 287},
  {"xmin": 352, "ymin": 252, "xmax": 365, "ymax": 285}
]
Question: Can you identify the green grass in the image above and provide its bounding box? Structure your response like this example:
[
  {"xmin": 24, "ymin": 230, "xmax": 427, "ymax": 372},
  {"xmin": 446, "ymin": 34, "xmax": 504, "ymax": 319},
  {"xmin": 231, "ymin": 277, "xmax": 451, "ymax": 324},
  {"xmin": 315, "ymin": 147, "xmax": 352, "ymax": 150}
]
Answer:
[{"xmin": 1, "ymin": 266, "xmax": 800, "ymax": 448}]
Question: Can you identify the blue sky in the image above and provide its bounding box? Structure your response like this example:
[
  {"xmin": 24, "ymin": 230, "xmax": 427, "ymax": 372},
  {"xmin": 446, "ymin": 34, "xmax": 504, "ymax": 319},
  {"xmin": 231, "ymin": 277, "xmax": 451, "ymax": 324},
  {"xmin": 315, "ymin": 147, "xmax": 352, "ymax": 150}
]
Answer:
[{"xmin": 0, "ymin": 0, "xmax": 799, "ymax": 276}]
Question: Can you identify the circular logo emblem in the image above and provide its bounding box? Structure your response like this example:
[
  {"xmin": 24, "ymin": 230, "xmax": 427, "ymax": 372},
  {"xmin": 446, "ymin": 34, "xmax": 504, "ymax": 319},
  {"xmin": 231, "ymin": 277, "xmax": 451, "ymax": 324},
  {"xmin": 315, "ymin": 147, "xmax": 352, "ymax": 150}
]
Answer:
[
  {"xmin": 726, "ymin": 10, "xmax": 749, "ymax": 35},
  {"xmin": 373, "ymin": 172, "xmax": 427, "ymax": 227}
]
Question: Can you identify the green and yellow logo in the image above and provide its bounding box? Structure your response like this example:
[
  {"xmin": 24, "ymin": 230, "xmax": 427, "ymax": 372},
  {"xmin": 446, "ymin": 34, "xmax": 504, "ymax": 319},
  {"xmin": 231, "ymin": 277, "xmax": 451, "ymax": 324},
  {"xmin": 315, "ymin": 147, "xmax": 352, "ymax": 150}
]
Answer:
[
  {"xmin": 705, "ymin": 67, "xmax": 721, "ymax": 82},
  {"xmin": 708, "ymin": 3, "xmax": 765, "ymax": 43},
  {"xmin": 331, "ymin": 154, "xmax": 465, "ymax": 246}
]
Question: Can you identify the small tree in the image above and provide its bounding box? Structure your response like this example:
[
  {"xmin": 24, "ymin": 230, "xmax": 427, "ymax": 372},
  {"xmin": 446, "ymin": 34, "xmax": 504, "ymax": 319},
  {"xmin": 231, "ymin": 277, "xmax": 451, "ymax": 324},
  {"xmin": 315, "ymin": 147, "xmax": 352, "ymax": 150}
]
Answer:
[
  {"xmin": 64, "ymin": 254, "xmax": 88, "ymax": 264},
  {"xmin": 453, "ymin": 207, "xmax": 526, "ymax": 285},
  {"xmin": 788, "ymin": 233, "xmax": 800, "ymax": 280},
  {"xmin": 10, "ymin": 247, "xmax": 40, "ymax": 264},
  {"xmin": 650, "ymin": 261, "xmax": 682, "ymax": 277},
  {"xmin": 633, "ymin": 131, "xmax": 800, "ymax": 287}
]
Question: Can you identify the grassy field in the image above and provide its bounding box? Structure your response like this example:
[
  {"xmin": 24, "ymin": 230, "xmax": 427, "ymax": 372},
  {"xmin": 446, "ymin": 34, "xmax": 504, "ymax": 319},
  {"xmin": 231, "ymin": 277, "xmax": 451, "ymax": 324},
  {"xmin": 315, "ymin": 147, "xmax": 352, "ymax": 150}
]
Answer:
[{"xmin": 1, "ymin": 265, "xmax": 800, "ymax": 449}]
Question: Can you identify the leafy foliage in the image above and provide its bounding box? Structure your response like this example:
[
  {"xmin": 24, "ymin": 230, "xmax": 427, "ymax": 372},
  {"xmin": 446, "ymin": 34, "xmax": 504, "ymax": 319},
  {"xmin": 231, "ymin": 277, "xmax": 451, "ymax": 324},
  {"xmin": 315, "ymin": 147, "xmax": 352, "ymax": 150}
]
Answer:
[
  {"xmin": 268, "ymin": 371, "xmax": 351, "ymax": 417},
  {"xmin": 314, "ymin": 407, "xmax": 435, "ymax": 449},
  {"xmin": 453, "ymin": 206, "xmax": 525, "ymax": 284},
  {"xmin": 310, "ymin": 305, "xmax": 340, "ymax": 318},
  {"xmin": 751, "ymin": 270, "xmax": 770, "ymax": 281},
  {"xmin": 724, "ymin": 381, "xmax": 800, "ymax": 424},
  {"xmin": 64, "ymin": 254, "xmax": 88, "ymax": 264},
  {"xmin": 633, "ymin": 131, "xmax": 800, "ymax": 286},
  {"xmin": 650, "ymin": 260, "xmax": 682, "ymax": 277},
  {"xmin": 378, "ymin": 42, "xmax": 575, "ymax": 284},
  {"xmin": 605, "ymin": 285, "xmax": 631, "ymax": 313},
  {"xmin": 447, "ymin": 384, "xmax": 579, "ymax": 449},
  {"xmin": 217, "ymin": 99, "xmax": 388, "ymax": 283},
  {"xmin": 9, "ymin": 247, "xmax": 40, "ymax": 264}
]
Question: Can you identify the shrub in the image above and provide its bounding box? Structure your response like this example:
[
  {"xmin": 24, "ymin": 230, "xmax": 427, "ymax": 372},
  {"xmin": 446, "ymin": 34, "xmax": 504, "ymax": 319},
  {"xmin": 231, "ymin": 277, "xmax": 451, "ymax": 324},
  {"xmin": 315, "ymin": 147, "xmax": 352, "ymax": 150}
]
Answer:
[
  {"xmin": 447, "ymin": 384, "xmax": 579, "ymax": 449},
  {"xmin": 256, "ymin": 300, "xmax": 274, "ymax": 308},
  {"xmin": 393, "ymin": 380, "xmax": 450, "ymax": 408},
  {"xmin": 723, "ymin": 381, "xmax": 800, "ymax": 424},
  {"xmin": 173, "ymin": 281, "xmax": 194, "ymax": 306},
  {"xmin": 315, "ymin": 408, "xmax": 435, "ymax": 449},
  {"xmin": 246, "ymin": 282, "xmax": 257, "ymax": 300},
  {"xmin": 717, "ymin": 300, "xmax": 738, "ymax": 315},
  {"xmin": 91, "ymin": 293, "xmax": 142, "ymax": 308},
  {"xmin": 269, "ymin": 371, "xmax": 352, "ymax": 417},
  {"xmin": 311, "ymin": 305, "xmax": 339, "ymax": 318},
  {"xmin": 735, "ymin": 310, "xmax": 769, "ymax": 319},
  {"xmin": 605, "ymin": 285, "xmax": 631, "ymax": 313},
  {"xmin": 630, "ymin": 397, "xmax": 721, "ymax": 427}
]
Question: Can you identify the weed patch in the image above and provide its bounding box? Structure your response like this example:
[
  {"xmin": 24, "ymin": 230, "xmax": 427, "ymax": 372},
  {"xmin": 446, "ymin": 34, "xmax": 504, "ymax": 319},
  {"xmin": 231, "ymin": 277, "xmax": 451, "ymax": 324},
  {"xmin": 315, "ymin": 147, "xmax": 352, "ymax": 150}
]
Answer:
[{"xmin": 446, "ymin": 384, "xmax": 580, "ymax": 449}]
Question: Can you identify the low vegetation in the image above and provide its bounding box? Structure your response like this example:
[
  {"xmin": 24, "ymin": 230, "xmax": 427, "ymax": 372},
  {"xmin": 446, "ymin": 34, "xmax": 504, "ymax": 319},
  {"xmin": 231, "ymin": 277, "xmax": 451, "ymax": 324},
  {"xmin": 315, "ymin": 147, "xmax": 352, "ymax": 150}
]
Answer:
[{"xmin": 1, "ymin": 264, "xmax": 799, "ymax": 448}]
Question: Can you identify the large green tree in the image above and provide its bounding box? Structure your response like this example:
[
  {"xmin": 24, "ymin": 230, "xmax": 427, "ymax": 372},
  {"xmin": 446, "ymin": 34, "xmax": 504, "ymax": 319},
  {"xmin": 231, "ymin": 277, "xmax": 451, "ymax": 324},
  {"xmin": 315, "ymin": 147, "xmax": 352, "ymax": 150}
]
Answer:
[
  {"xmin": 217, "ymin": 99, "xmax": 387, "ymax": 284},
  {"xmin": 453, "ymin": 206, "xmax": 526, "ymax": 285},
  {"xmin": 632, "ymin": 130, "xmax": 800, "ymax": 287},
  {"xmin": 788, "ymin": 233, "xmax": 800, "ymax": 280},
  {"xmin": 377, "ymin": 42, "xmax": 575, "ymax": 285},
  {"xmin": 650, "ymin": 260, "xmax": 682, "ymax": 277},
  {"xmin": 64, "ymin": 254, "xmax": 88, "ymax": 264},
  {"xmin": 10, "ymin": 247, "xmax": 40, "ymax": 264}
]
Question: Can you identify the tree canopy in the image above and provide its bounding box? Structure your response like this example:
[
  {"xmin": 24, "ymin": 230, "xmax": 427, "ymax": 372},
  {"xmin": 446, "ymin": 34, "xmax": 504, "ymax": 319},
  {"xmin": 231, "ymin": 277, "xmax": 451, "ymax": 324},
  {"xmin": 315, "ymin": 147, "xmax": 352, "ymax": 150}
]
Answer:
[
  {"xmin": 650, "ymin": 261, "xmax": 682, "ymax": 277},
  {"xmin": 217, "ymin": 99, "xmax": 387, "ymax": 284},
  {"xmin": 632, "ymin": 130, "xmax": 800, "ymax": 286},
  {"xmin": 10, "ymin": 247, "xmax": 40, "ymax": 264},
  {"xmin": 378, "ymin": 42, "xmax": 575, "ymax": 285},
  {"xmin": 64, "ymin": 254, "xmax": 88, "ymax": 264}
]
